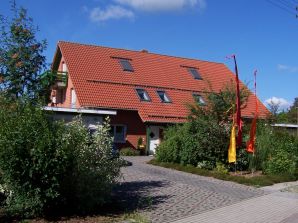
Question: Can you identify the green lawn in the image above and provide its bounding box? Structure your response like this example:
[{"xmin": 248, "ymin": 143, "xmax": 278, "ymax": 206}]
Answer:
[{"xmin": 148, "ymin": 159, "xmax": 298, "ymax": 187}]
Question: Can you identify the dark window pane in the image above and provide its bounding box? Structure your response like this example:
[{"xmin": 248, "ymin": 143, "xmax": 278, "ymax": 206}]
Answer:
[
  {"xmin": 120, "ymin": 59, "xmax": 134, "ymax": 72},
  {"xmin": 188, "ymin": 68, "xmax": 202, "ymax": 80},
  {"xmin": 115, "ymin": 126, "xmax": 125, "ymax": 142},
  {"xmin": 193, "ymin": 94, "xmax": 206, "ymax": 105},
  {"xmin": 136, "ymin": 89, "xmax": 150, "ymax": 101},
  {"xmin": 157, "ymin": 90, "xmax": 171, "ymax": 103},
  {"xmin": 116, "ymin": 126, "xmax": 123, "ymax": 133},
  {"xmin": 109, "ymin": 126, "xmax": 115, "ymax": 136}
]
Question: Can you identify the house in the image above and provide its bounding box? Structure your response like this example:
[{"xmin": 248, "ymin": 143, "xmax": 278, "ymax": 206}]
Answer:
[
  {"xmin": 271, "ymin": 123, "xmax": 298, "ymax": 137},
  {"xmin": 44, "ymin": 41, "xmax": 269, "ymax": 154}
]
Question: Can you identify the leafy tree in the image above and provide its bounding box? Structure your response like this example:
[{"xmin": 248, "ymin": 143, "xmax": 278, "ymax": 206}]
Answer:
[
  {"xmin": 266, "ymin": 99, "xmax": 280, "ymax": 116},
  {"xmin": 156, "ymin": 82, "xmax": 250, "ymax": 169},
  {"xmin": 287, "ymin": 97, "xmax": 298, "ymax": 123},
  {"xmin": 0, "ymin": 2, "xmax": 47, "ymax": 100},
  {"xmin": 188, "ymin": 81, "xmax": 250, "ymax": 124}
]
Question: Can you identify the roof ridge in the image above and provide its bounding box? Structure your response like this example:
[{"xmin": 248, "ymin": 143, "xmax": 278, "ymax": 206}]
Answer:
[{"xmin": 57, "ymin": 40, "xmax": 225, "ymax": 65}]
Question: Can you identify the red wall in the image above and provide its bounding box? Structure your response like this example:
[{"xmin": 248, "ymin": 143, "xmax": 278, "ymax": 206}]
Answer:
[
  {"xmin": 49, "ymin": 57, "xmax": 80, "ymax": 108},
  {"xmin": 110, "ymin": 110, "xmax": 146, "ymax": 150}
]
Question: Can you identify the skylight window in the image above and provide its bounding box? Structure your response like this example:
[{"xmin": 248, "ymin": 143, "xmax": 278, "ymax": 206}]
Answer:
[
  {"xmin": 193, "ymin": 94, "xmax": 206, "ymax": 105},
  {"xmin": 188, "ymin": 68, "xmax": 202, "ymax": 80},
  {"xmin": 119, "ymin": 59, "xmax": 134, "ymax": 72},
  {"xmin": 157, "ymin": 90, "xmax": 171, "ymax": 103},
  {"xmin": 136, "ymin": 89, "xmax": 150, "ymax": 101}
]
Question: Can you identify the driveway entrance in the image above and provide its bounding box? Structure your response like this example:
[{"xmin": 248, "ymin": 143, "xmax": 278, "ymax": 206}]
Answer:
[{"xmin": 115, "ymin": 156, "xmax": 266, "ymax": 223}]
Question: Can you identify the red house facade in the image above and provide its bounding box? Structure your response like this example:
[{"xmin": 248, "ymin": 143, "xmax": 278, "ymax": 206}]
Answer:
[{"xmin": 45, "ymin": 41, "xmax": 269, "ymax": 154}]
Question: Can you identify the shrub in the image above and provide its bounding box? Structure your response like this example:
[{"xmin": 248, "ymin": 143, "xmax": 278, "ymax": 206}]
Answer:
[
  {"xmin": 156, "ymin": 117, "xmax": 229, "ymax": 168},
  {"xmin": 155, "ymin": 124, "xmax": 183, "ymax": 163},
  {"xmin": 254, "ymin": 121, "xmax": 298, "ymax": 175},
  {"xmin": 265, "ymin": 151, "xmax": 296, "ymax": 175},
  {"xmin": 214, "ymin": 162, "xmax": 229, "ymax": 175},
  {"xmin": 120, "ymin": 147, "xmax": 140, "ymax": 156},
  {"xmin": 0, "ymin": 99, "xmax": 122, "ymax": 217}
]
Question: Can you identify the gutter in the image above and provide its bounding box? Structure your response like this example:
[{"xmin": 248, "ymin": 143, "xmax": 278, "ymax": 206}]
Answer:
[{"xmin": 43, "ymin": 106, "xmax": 117, "ymax": 116}]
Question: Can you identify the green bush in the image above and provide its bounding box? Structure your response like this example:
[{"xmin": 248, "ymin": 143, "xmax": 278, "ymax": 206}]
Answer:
[
  {"xmin": 0, "ymin": 99, "xmax": 122, "ymax": 217},
  {"xmin": 155, "ymin": 124, "xmax": 183, "ymax": 163},
  {"xmin": 214, "ymin": 162, "xmax": 229, "ymax": 175},
  {"xmin": 254, "ymin": 121, "xmax": 298, "ymax": 175},
  {"xmin": 120, "ymin": 147, "xmax": 140, "ymax": 156},
  {"xmin": 156, "ymin": 117, "xmax": 229, "ymax": 168},
  {"xmin": 265, "ymin": 151, "xmax": 296, "ymax": 175}
]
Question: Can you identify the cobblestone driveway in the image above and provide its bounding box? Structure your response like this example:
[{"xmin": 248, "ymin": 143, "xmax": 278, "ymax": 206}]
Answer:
[{"xmin": 113, "ymin": 156, "xmax": 266, "ymax": 223}]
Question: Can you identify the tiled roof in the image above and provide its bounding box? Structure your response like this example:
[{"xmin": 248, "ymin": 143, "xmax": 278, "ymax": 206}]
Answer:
[{"xmin": 58, "ymin": 41, "xmax": 269, "ymax": 123}]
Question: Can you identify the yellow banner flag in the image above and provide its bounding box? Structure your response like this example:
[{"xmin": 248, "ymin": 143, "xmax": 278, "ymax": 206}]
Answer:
[{"xmin": 228, "ymin": 124, "xmax": 236, "ymax": 163}]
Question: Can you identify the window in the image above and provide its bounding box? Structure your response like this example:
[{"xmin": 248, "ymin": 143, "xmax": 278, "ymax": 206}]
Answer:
[
  {"xmin": 193, "ymin": 94, "xmax": 206, "ymax": 105},
  {"xmin": 157, "ymin": 90, "xmax": 171, "ymax": 103},
  {"xmin": 136, "ymin": 89, "xmax": 150, "ymax": 101},
  {"xmin": 188, "ymin": 68, "xmax": 202, "ymax": 80},
  {"xmin": 62, "ymin": 62, "xmax": 67, "ymax": 72},
  {"xmin": 71, "ymin": 89, "xmax": 77, "ymax": 108},
  {"xmin": 110, "ymin": 125, "xmax": 126, "ymax": 143},
  {"xmin": 119, "ymin": 59, "xmax": 134, "ymax": 72}
]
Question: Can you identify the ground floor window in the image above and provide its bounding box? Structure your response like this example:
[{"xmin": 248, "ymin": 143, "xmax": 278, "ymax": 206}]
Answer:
[{"xmin": 110, "ymin": 125, "xmax": 126, "ymax": 143}]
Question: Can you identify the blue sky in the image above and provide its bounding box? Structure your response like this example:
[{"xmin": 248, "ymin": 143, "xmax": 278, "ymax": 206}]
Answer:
[{"xmin": 1, "ymin": 0, "xmax": 298, "ymax": 110}]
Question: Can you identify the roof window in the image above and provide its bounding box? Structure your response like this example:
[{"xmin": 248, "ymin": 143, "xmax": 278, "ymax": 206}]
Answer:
[
  {"xmin": 193, "ymin": 94, "xmax": 206, "ymax": 105},
  {"xmin": 157, "ymin": 90, "xmax": 171, "ymax": 103},
  {"xmin": 188, "ymin": 68, "xmax": 202, "ymax": 80},
  {"xmin": 119, "ymin": 59, "xmax": 134, "ymax": 72},
  {"xmin": 136, "ymin": 89, "xmax": 150, "ymax": 102}
]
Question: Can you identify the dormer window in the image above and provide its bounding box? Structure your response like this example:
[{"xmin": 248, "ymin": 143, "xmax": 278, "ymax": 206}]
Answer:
[
  {"xmin": 157, "ymin": 90, "xmax": 171, "ymax": 103},
  {"xmin": 193, "ymin": 94, "xmax": 205, "ymax": 105},
  {"xmin": 136, "ymin": 88, "xmax": 150, "ymax": 102},
  {"xmin": 188, "ymin": 68, "xmax": 202, "ymax": 80},
  {"xmin": 119, "ymin": 59, "xmax": 134, "ymax": 72}
]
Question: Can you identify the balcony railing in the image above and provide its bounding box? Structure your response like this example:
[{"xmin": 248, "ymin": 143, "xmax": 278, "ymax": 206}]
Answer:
[{"xmin": 41, "ymin": 70, "xmax": 68, "ymax": 88}]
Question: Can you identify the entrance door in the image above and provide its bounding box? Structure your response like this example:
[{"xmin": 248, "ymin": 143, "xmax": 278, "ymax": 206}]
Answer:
[{"xmin": 149, "ymin": 126, "xmax": 160, "ymax": 155}]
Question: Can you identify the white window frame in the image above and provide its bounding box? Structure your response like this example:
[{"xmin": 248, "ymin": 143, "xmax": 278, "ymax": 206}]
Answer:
[{"xmin": 111, "ymin": 125, "xmax": 127, "ymax": 143}]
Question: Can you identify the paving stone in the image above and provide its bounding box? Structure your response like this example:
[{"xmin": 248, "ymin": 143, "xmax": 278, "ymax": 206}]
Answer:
[{"xmin": 114, "ymin": 156, "xmax": 267, "ymax": 223}]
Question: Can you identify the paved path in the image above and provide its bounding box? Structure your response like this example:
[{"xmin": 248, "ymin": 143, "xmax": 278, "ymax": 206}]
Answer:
[
  {"xmin": 115, "ymin": 156, "xmax": 268, "ymax": 223},
  {"xmin": 171, "ymin": 192, "xmax": 298, "ymax": 223}
]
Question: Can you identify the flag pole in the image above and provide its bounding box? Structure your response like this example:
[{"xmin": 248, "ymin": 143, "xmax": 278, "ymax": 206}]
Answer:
[
  {"xmin": 252, "ymin": 70, "xmax": 257, "ymax": 176},
  {"xmin": 253, "ymin": 70, "xmax": 257, "ymax": 156},
  {"xmin": 232, "ymin": 55, "xmax": 242, "ymax": 148}
]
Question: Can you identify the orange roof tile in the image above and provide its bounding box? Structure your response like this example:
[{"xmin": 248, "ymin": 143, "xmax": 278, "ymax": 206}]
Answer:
[{"xmin": 57, "ymin": 41, "xmax": 269, "ymax": 123}]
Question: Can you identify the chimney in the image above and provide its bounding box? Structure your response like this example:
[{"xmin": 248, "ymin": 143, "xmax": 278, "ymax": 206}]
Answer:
[{"xmin": 141, "ymin": 49, "xmax": 148, "ymax": 53}]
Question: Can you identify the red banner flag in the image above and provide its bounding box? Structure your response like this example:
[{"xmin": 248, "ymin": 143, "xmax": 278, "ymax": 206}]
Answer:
[
  {"xmin": 232, "ymin": 55, "xmax": 242, "ymax": 147},
  {"xmin": 246, "ymin": 70, "xmax": 258, "ymax": 153}
]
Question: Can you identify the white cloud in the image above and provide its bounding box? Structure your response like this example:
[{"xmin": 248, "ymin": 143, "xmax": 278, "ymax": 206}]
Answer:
[
  {"xmin": 277, "ymin": 64, "xmax": 298, "ymax": 73},
  {"xmin": 114, "ymin": 0, "xmax": 206, "ymax": 12},
  {"xmin": 89, "ymin": 5, "xmax": 134, "ymax": 22},
  {"xmin": 265, "ymin": 97, "xmax": 291, "ymax": 112}
]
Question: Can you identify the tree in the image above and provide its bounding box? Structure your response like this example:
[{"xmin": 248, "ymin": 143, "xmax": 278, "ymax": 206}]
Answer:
[
  {"xmin": 287, "ymin": 97, "xmax": 298, "ymax": 123},
  {"xmin": 266, "ymin": 99, "xmax": 281, "ymax": 116},
  {"xmin": 0, "ymin": 2, "xmax": 47, "ymax": 100},
  {"xmin": 188, "ymin": 81, "xmax": 250, "ymax": 124}
]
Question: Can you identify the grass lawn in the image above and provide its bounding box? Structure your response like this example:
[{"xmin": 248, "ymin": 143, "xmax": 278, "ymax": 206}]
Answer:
[
  {"xmin": 148, "ymin": 159, "xmax": 298, "ymax": 187},
  {"xmin": 0, "ymin": 211, "xmax": 149, "ymax": 223},
  {"xmin": 0, "ymin": 202, "xmax": 149, "ymax": 223}
]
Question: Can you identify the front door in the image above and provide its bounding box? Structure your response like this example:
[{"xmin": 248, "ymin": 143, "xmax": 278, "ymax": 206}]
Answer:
[{"xmin": 149, "ymin": 126, "xmax": 160, "ymax": 155}]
